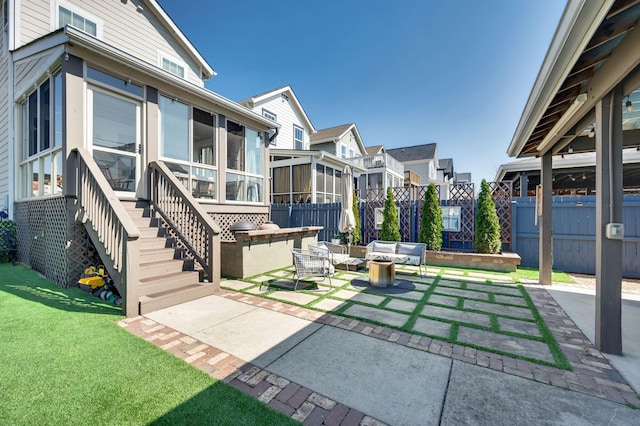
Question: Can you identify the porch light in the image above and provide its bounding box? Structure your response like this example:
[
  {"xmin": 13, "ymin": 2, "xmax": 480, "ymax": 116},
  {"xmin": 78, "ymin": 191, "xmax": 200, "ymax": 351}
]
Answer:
[
  {"xmin": 588, "ymin": 126, "xmax": 595, "ymax": 138},
  {"xmin": 568, "ymin": 145, "xmax": 574, "ymax": 154},
  {"xmin": 626, "ymin": 97, "xmax": 633, "ymax": 112}
]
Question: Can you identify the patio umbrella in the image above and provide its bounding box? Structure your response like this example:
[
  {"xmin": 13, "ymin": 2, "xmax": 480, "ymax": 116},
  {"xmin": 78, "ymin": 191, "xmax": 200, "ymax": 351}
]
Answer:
[{"xmin": 338, "ymin": 165, "xmax": 356, "ymax": 255}]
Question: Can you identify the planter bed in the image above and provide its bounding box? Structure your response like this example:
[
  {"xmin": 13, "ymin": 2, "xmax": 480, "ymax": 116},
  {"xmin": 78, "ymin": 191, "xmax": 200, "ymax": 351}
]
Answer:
[{"xmin": 426, "ymin": 250, "xmax": 521, "ymax": 273}]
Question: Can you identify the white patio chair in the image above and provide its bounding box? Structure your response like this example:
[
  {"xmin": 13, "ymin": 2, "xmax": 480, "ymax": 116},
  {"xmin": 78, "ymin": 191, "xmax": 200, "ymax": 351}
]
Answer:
[{"xmin": 291, "ymin": 247, "xmax": 334, "ymax": 291}]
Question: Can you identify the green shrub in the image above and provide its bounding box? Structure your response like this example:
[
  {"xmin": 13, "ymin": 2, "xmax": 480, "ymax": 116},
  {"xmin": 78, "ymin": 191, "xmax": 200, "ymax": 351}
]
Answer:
[
  {"xmin": 351, "ymin": 190, "xmax": 362, "ymax": 245},
  {"xmin": 419, "ymin": 184, "xmax": 443, "ymax": 250},
  {"xmin": 380, "ymin": 187, "xmax": 401, "ymax": 242},
  {"xmin": 475, "ymin": 180, "xmax": 502, "ymax": 254},
  {"xmin": 0, "ymin": 220, "xmax": 16, "ymax": 263}
]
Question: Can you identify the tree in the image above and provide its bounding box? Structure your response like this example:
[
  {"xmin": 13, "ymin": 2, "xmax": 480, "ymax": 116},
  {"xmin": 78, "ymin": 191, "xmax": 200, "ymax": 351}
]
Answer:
[
  {"xmin": 380, "ymin": 187, "xmax": 401, "ymax": 241},
  {"xmin": 475, "ymin": 180, "xmax": 502, "ymax": 254},
  {"xmin": 419, "ymin": 184, "xmax": 443, "ymax": 250},
  {"xmin": 351, "ymin": 190, "xmax": 362, "ymax": 245}
]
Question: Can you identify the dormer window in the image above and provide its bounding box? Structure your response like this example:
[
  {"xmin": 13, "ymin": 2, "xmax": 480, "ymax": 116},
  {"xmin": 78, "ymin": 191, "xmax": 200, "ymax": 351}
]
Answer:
[
  {"xmin": 159, "ymin": 52, "xmax": 186, "ymax": 79},
  {"xmin": 56, "ymin": 1, "xmax": 102, "ymax": 38}
]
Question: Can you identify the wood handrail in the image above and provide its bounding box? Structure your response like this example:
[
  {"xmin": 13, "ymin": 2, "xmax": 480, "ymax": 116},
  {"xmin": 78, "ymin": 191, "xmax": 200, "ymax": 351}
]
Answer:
[
  {"xmin": 149, "ymin": 161, "xmax": 220, "ymax": 281},
  {"xmin": 72, "ymin": 147, "xmax": 140, "ymax": 317}
]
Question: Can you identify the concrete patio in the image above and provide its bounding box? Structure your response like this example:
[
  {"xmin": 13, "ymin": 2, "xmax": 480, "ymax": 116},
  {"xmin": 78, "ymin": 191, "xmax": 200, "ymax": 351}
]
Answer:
[{"xmin": 119, "ymin": 265, "xmax": 640, "ymax": 425}]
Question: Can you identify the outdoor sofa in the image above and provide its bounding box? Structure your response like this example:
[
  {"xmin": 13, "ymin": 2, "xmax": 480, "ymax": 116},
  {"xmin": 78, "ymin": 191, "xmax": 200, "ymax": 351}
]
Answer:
[{"xmin": 365, "ymin": 240, "xmax": 427, "ymax": 277}]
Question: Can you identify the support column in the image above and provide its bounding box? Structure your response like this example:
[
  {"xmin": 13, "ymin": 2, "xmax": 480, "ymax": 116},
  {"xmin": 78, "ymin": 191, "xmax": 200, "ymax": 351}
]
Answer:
[
  {"xmin": 519, "ymin": 173, "xmax": 529, "ymax": 197},
  {"xmin": 539, "ymin": 152, "xmax": 553, "ymax": 285},
  {"xmin": 595, "ymin": 89, "xmax": 623, "ymax": 355}
]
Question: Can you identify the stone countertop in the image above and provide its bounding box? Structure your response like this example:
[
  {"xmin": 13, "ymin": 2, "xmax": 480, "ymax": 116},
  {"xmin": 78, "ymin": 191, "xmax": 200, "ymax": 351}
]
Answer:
[{"xmin": 232, "ymin": 226, "xmax": 323, "ymax": 242}]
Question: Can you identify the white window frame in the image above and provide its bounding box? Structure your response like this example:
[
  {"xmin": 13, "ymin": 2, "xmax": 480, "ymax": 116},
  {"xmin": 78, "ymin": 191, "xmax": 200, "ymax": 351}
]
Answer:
[
  {"xmin": 53, "ymin": 0, "xmax": 103, "ymax": 38},
  {"xmin": 18, "ymin": 71, "xmax": 64, "ymax": 199},
  {"xmin": 158, "ymin": 94, "xmax": 219, "ymax": 201},
  {"xmin": 294, "ymin": 125, "xmax": 304, "ymax": 150},
  {"xmin": 442, "ymin": 206, "xmax": 461, "ymax": 232},
  {"xmin": 158, "ymin": 51, "xmax": 187, "ymax": 79},
  {"xmin": 262, "ymin": 109, "xmax": 276, "ymax": 122}
]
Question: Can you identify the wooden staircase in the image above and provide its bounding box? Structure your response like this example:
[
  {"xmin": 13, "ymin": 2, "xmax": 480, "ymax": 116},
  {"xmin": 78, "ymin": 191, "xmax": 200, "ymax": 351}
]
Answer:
[{"xmin": 121, "ymin": 200, "xmax": 217, "ymax": 315}]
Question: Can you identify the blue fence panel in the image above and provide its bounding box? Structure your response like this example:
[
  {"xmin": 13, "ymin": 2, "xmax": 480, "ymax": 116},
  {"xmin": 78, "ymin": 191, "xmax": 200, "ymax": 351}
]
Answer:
[{"xmin": 512, "ymin": 195, "xmax": 640, "ymax": 277}]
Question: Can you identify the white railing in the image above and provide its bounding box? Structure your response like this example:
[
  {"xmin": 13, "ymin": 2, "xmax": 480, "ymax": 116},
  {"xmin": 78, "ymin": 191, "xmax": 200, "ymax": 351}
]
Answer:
[{"xmin": 350, "ymin": 153, "xmax": 404, "ymax": 174}]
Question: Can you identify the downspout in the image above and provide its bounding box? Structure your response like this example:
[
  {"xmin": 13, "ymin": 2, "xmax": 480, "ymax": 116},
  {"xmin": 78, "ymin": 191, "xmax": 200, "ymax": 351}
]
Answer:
[{"xmin": 7, "ymin": 21, "xmax": 15, "ymax": 218}]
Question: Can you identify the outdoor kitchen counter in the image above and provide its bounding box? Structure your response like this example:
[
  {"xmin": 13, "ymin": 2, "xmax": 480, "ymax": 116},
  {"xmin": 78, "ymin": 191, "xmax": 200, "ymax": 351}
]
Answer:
[{"xmin": 221, "ymin": 226, "xmax": 323, "ymax": 279}]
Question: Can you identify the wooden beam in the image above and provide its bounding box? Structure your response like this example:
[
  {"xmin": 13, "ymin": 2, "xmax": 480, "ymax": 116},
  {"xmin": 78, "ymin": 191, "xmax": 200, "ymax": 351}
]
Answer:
[
  {"xmin": 595, "ymin": 89, "xmax": 623, "ymax": 355},
  {"xmin": 539, "ymin": 152, "xmax": 553, "ymax": 286}
]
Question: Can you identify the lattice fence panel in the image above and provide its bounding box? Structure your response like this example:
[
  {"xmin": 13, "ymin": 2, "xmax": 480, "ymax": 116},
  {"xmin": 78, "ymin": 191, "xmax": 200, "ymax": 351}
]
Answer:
[
  {"xmin": 448, "ymin": 183, "xmax": 475, "ymax": 247},
  {"xmin": 67, "ymin": 222, "xmax": 99, "ymax": 287},
  {"xmin": 364, "ymin": 188, "xmax": 385, "ymax": 243},
  {"xmin": 489, "ymin": 181, "xmax": 513, "ymax": 250},
  {"xmin": 211, "ymin": 212, "xmax": 269, "ymax": 242},
  {"xmin": 391, "ymin": 187, "xmax": 413, "ymax": 242},
  {"xmin": 14, "ymin": 197, "xmax": 70, "ymax": 288}
]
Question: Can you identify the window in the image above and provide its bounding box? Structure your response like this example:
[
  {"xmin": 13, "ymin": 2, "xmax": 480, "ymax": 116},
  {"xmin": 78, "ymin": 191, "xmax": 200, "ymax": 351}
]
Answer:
[
  {"xmin": 349, "ymin": 148, "xmax": 354, "ymax": 158},
  {"xmin": 294, "ymin": 125, "xmax": 304, "ymax": 150},
  {"xmin": 262, "ymin": 109, "xmax": 276, "ymax": 122},
  {"xmin": 87, "ymin": 67, "xmax": 143, "ymax": 97},
  {"xmin": 159, "ymin": 52, "xmax": 186, "ymax": 79},
  {"xmin": 226, "ymin": 120, "xmax": 264, "ymax": 202},
  {"xmin": 315, "ymin": 165, "xmax": 340, "ymax": 203},
  {"xmin": 442, "ymin": 206, "xmax": 461, "ymax": 232},
  {"xmin": 341, "ymin": 145, "xmax": 347, "ymax": 159},
  {"xmin": 159, "ymin": 94, "xmax": 218, "ymax": 200},
  {"xmin": 56, "ymin": 1, "xmax": 101, "ymax": 37},
  {"xmin": 19, "ymin": 72, "xmax": 63, "ymax": 198}
]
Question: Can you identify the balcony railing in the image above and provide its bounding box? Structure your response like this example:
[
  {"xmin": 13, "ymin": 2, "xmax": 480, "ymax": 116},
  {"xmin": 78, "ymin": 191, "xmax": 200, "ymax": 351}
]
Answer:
[{"xmin": 350, "ymin": 153, "xmax": 404, "ymax": 174}]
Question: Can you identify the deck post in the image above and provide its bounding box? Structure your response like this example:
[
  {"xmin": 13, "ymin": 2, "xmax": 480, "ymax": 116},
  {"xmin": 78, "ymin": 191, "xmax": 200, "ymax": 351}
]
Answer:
[{"xmin": 539, "ymin": 152, "xmax": 553, "ymax": 286}]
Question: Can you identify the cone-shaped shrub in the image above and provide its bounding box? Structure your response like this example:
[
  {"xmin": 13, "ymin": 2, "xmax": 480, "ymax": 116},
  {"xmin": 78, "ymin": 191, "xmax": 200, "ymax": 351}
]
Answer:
[
  {"xmin": 380, "ymin": 187, "xmax": 401, "ymax": 241},
  {"xmin": 351, "ymin": 190, "xmax": 362, "ymax": 245},
  {"xmin": 475, "ymin": 179, "xmax": 502, "ymax": 254},
  {"xmin": 419, "ymin": 184, "xmax": 443, "ymax": 250}
]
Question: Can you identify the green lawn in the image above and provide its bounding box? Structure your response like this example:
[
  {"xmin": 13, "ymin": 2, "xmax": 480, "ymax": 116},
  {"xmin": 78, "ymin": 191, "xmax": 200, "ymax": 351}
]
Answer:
[{"xmin": 0, "ymin": 264, "xmax": 298, "ymax": 425}]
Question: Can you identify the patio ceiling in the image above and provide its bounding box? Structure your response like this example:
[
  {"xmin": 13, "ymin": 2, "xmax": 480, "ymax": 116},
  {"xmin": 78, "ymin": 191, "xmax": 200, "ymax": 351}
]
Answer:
[{"xmin": 509, "ymin": 0, "xmax": 640, "ymax": 158}]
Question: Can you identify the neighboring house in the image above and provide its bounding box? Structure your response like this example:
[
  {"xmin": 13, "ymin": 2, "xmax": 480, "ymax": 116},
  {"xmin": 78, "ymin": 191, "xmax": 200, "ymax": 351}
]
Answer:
[
  {"xmin": 357, "ymin": 145, "xmax": 404, "ymax": 191},
  {"xmin": 386, "ymin": 143, "xmax": 455, "ymax": 197},
  {"xmin": 239, "ymin": 85, "xmax": 314, "ymax": 150},
  {"xmin": 437, "ymin": 158, "xmax": 455, "ymax": 184},
  {"xmin": 495, "ymin": 148, "xmax": 640, "ymax": 196},
  {"xmin": 0, "ymin": 0, "xmax": 277, "ymax": 316},
  {"xmin": 268, "ymin": 123, "xmax": 368, "ymax": 204}
]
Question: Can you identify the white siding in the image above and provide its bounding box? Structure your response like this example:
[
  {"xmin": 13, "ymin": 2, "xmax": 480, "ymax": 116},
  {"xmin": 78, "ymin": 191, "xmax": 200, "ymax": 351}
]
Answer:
[
  {"xmin": 18, "ymin": 0, "xmax": 204, "ymax": 86},
  {"xmin": 404, "ymin": 162, "xmax": 430, "ymax": 185},
  {"xmin": 252, "ymin": 94, "xmax": 310, "ymax": 150},
  {"xmin": 0, "ymin": 25, "xmax": 8, "ymax": 207},
  {"xmin": 14, "ymin": 48, "xmax": 61, "ymax": 96},
  {"xmin": 337, "ymin": 129, "xmax": 361, "ymax": 158}
]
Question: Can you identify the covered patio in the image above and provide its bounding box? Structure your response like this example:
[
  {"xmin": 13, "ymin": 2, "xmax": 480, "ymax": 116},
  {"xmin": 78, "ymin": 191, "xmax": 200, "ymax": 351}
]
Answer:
[{"xmin": 507, "ymin": 0, "xmax": 640, "ymax": 355}]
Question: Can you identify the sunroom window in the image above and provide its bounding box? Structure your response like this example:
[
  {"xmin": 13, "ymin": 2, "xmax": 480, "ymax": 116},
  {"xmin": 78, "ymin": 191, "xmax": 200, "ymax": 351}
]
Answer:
[
  {"xmin": 226, "ymin": 120, "xmax": 264, "ymax": 203},
  {"xmin": 19, "ymin": 72, "xmax": 63, "ymax": 198},
  {"xmin": 159, "ymin": 95, "xmax": 217, "ymax": 200}
]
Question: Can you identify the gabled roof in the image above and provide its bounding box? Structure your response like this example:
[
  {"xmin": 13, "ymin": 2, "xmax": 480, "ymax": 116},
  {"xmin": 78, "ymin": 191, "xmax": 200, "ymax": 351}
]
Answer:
[
  {"xmin": 386, "ymin": 143, "xmax": 437, "ymax": 163},
  {"xmin": 239, "ymin": 85, "xmax": 315, "ymax": 132},
  {"xmin": 311, "ymin": 123, "xmax": 367, "ymax": 154},
  {"xmin": 439, "ymin": 158, "xmax": 454, "ymax": 175},
  {"xmin": 147, "ymin": 0, "xmax": 215, "ymax": 79},
  {"xmin": 365, "ymin": 145, "xmax": 385, "ymax": 155}
]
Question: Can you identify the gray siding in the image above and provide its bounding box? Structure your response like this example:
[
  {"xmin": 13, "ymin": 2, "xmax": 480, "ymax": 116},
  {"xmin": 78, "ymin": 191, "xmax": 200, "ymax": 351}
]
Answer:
[
  {"xmin": 14, "ymin": 47, "xmax": 61, "ymax": 96},
  {"xmin": 18, "ymin": 0, "xmax": 204, "ymax": 86},
  {"xmin": 0, "ymin": 23, "xmax": 8, "ymax": 209}
]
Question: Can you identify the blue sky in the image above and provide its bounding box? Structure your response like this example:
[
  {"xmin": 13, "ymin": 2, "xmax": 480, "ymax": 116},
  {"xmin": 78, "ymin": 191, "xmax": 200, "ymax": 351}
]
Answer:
[{"xmin": 157, "ymin": 0, "xmax": 567, "ymax": 185}]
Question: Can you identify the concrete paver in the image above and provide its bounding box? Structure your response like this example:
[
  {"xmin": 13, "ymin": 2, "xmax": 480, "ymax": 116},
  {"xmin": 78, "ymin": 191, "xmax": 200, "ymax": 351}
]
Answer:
[
  {"xmin": 343, "ymin": 304, "xmax": 409, "ymax": 328},
  {"xmin": 412, "ymin": 317, "xmax": 452, "ymax": 339},
  {"xmin": 384, "ymin": 299, "xmax": 418, "ymax": 313},
  {"xmin": 466, "ymin": 282, "xmax": 523, "ymax": 296},
  {"xmin": 464, "ymin": 299, "xmax": 534, "ymax": 319},
  {"xmin": 434, "ymin": 286, "xmax": 490, "ymax": 300},
  {"xmin": 421, "ymin": 304, "xmax": 491, "ymax": 327},
  {"xmin": 497, "ymin": 317, "xmax": 542, "ymax": 337},
  {"xmin": 457, "ymin": 326, "xmax": 555, "ymax": 363},
  {"xmin": 427, "ymin": 294, "xmax": 459, "ymax": 307}
]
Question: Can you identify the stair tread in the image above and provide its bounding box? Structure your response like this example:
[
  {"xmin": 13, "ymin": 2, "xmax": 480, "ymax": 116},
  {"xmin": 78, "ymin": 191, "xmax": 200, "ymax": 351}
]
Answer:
[
  {"xmin": 140, "ymin": 283, "xmax": 208, "ymax": 299},
  {"xmin": 139, "ymin": 270, "xmax": 199, "ymax": 283}
]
